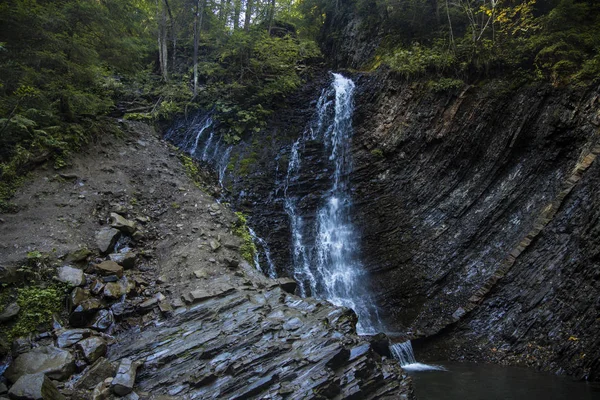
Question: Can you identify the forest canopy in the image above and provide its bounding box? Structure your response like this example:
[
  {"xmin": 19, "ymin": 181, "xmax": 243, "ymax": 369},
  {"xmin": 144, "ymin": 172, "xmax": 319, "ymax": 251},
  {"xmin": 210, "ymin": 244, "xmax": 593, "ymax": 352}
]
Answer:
[{"xmin": 0, "ymin": 0, "xmax": 598, "ymax": 210}]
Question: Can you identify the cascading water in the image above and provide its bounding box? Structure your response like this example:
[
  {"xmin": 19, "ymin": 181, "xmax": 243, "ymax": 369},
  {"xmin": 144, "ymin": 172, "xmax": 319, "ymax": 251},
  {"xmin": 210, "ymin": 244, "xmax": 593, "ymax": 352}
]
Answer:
[
  {"xmin": 390, "ymin": 341, "xmax": 446, "ymax": 371},
  {"xmin": 284, "ymin": 72, "xmax": 445, "ymax": 370},
  {"xmin": 164, "ymin": 111, "xmax": 232, "ymax": 190},
  {"xmin": 248, "ymin": 227, "xmax": 277, "ymax": 278},
  {"xmin": 283, "ymin": 73, "xmax": 382, "ymax": 335}
]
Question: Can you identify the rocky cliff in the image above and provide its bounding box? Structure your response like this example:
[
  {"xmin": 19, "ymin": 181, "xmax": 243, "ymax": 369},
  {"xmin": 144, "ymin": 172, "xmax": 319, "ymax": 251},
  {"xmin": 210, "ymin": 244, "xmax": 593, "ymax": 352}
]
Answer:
[
  {"xmin": 210, "ymin": 66, "xmax": 600, "ymax": 381},
  {"xmin": 350, "ymin": 70, "xmax": 600, "ymax": 379}
]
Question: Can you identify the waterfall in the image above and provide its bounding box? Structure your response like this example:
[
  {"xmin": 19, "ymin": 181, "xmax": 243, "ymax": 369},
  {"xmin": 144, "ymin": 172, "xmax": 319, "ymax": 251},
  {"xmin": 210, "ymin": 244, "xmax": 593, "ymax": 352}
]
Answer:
[
  {"xmin": 390, "ymin": 341, "xmax": 446, "ymax": 371},
  {"xmin": 283, "ymin": 73, "xmax": 382, "ymax": 335},
  {"xmin": 164, "ymin": 111, "xmax": 232, "ymax": 190},
  {"xmin": 248, "ymin": 227, "xmax": 277, "ymax": 278}
]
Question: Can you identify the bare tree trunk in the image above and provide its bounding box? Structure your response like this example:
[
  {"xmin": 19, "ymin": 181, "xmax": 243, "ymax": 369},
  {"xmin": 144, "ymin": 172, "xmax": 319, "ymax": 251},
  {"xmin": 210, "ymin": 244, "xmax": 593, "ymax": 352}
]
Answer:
[
  {"xmin": 156, "ymin": 0, "xmax": 168, "ymax": 81},
  {"xmin": 193, "ymin": 0, "xmax": 199, "ymax": 96},
  {"xmin": 267, "ymin": 0, "xmax": 276, "ymax": 34},
  {"xmin": 193, "ymin": 0, "xmax": 207, "ymax": 96},
  {"xmin": 164, "ymin": 0, "xmax": 176, "ymax": 74},
  {"xmin": 243, "ymin": 0, "xmax": 253, "ymax": 31},
  {"xmin": 233, "ymin": 0, "xmax": 241, "ymax": 29},
  {"xmin": 446, "ymin": 0, "xmax": 455, "ymax": 51}
]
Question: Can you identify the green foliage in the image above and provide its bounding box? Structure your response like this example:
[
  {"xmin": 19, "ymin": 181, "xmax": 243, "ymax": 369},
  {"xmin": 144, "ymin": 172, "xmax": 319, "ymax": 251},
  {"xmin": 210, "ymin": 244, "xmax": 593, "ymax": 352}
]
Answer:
[
  {"xmin": 179, "ymin": 153, "xmax": 204, "ymax": 189},
  {"xmin": 360, "ymin": 0, "xmax": 600, "ymax": 86},
  {"xmin": 7, "ymin": 284, "xmax": 67, "ymax": 341},
  {"xmin": 233, "ymin": 211, "xmax": 257, "ymax": 264},
  {"xmin": 370, "ymin": 148, "xmax": 384, "ymax": 158}
]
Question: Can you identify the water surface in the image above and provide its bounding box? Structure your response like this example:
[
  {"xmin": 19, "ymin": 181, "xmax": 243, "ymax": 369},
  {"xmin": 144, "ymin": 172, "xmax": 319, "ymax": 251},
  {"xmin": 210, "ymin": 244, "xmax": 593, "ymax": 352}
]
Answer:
[{"xmin": 410, "ymin": 362, "xmax": 600, "ymax": 400}]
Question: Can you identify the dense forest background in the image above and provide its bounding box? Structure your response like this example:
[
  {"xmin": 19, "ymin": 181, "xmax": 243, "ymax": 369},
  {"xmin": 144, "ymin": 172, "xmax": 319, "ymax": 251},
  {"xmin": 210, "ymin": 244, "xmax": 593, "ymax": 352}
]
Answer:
[{"xmin": 0, "ymin": 0, "xmax": 599, "ymax": 211}]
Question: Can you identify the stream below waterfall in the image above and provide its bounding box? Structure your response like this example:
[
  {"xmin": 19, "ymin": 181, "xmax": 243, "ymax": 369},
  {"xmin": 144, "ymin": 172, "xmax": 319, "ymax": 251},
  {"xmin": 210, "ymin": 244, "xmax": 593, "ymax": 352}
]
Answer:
[{"xmin": 410, "ymin": 362, "xmax": 600, "ymax": 400}]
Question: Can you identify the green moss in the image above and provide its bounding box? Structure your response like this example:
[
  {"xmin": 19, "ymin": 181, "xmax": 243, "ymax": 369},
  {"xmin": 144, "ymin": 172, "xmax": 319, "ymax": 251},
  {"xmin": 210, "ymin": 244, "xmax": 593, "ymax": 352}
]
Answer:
[
  {"xmin": 370, "ymin": 148, "xmax": 384, "ymax": 158},
  {"xmin": 2, "ymin": 283, "xmax": 69, "ymax": 341},
  {"xmin": 232, "ymin": 211, "xmax": 257, "ymax": 264},
  {"xmin": 179, "ymin": 153, "xmax": 204, "ymax": 189},
  {"xmin": 238, "ymin": 152, "xmax": 258, "ymax": 177}
]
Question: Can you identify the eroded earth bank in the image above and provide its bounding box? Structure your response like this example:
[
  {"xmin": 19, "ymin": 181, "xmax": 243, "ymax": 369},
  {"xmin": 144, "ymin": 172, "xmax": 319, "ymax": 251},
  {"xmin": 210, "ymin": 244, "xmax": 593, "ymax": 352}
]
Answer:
[{"xmin": 0, "ymin": 121, "xmax": 413, "ymax": 399}]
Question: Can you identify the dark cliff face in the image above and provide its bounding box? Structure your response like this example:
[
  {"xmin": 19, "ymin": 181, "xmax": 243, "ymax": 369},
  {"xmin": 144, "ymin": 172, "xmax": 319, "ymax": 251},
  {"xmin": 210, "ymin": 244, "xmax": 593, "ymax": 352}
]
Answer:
[
  {"xmin": 192, "ymin": 59, "xmax": 600, "ymax": 380},
  {"xmin": 350, "ymin": 69, "xmax": 600, "ymax": 377}
]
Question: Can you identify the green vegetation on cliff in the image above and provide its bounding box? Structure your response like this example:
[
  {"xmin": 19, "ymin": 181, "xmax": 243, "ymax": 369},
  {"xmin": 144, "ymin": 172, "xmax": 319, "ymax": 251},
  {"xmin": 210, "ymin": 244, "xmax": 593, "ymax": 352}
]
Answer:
[{"xmin": 317, "ymin": 0, "xmax": 600, "ymax": 86}]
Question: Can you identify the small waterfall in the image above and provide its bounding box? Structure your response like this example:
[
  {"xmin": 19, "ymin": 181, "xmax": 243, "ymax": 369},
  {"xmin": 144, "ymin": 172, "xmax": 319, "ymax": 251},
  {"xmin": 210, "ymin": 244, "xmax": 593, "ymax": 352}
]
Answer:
[
  {"xmin": 190, "ymin": 117, "xmax": 213, "ymax": 156},
  {"xmin": 164, "ymin": 111, "xmax": 233, "ymax": 189},
  {"xmin": 283, "ymin": 73, "xmax": 382, "ymax": 335},
  {"xmin": 390, "ymin": 341, "xmax": 446, "ymax": 371},
  {"xmin": 248, "ymin": 227, "xmax": 277, "ymax": 278}
]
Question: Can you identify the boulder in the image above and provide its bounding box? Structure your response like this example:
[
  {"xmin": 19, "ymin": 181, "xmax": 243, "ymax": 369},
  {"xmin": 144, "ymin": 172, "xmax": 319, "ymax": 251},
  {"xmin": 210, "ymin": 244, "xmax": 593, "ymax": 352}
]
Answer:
[
  {"xmin": 69, "ymin": 298, "xmax": 104, "ymax": 327},
  {"xmin": 56, "ymin": 329, "xmax": 92, "ymax": 348},
  {"xmin": 5, "ymin": 346, "xmax": 75, "ymax": 383},
  {"xmin": 73, "ymin": 358, "xmax": 116, "ymax": 390},
  {"xmin": 275, "ymin": 278, "xmax": 297, "ymax": 294},
  {"xmin": 91, "ymin": 378, "xmax": 112, "ymax": 400},
  {"xmin": 102, "ymin": 282, "xmax": 126, "ymax": 299},
  {"xmin": 111, "ymin": 358, "xmax": 139, "ymax": 396},
  {"xmin": 65, "ymin": 248, "xmax": 91, "ymax": 264},
  {"xmin": 209, "ymin": 239, "xmax": 221, "ymax": 251},
  {"xmin": 77, "ymin": 337, "xmax": 107, "ymax": 364},
  {"xmin": 93, "ymin": 261, "xmax": 123, "ymax": 278},
  {"xmin": 68, "ymin": 288, "xmax": 90, "ymax": 312},
  {"xmin": 0, "ymin": 302, "xmax": 20, "ymax": 323},
  {"xmin": 57, "ymin": 266, "xmax": 84, "ymax": 287},
  {"xmin": 90, "ymin": 310, "xmax": 114, "ymax": 331},
  {"xmin": 95, "ymin": 228, "xmax": 120, "ymax": 254},
  {"xmin": 7, "ymin": 373, "xmax": 65, "ymax": 400},
  {"xmin": 108, "ymin": 251, "xmax": 136, "ymax": 269},
  {"xmin": 109, "ymin": 213, "xmax": 136, "ymax": 234}
]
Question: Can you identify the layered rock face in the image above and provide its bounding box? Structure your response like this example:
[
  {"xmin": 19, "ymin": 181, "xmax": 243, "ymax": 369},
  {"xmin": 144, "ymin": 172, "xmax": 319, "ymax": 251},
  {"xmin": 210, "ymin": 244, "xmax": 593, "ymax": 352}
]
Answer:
[{"xmin": 350, "ymin": 71, "xmax": 600, "ymax": 378}]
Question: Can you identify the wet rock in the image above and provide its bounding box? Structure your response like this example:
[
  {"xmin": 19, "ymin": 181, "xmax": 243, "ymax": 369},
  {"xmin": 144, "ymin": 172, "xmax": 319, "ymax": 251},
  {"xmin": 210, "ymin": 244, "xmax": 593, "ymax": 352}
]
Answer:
[
  {"xmin": 0, "ymin": 302, "xmax": 20, "ymax": 322},
  {"xmin": 158, "ymin": 302, "xmax": 172, "ymax": 313},
  {"xmin": 90, "ymin": 310, "xmax": 114, "ymax": 331},
  {"xmin": 69, "ymin": 288, "xmax": 89, "ymax": 312},
  {"xmin": 274, "ymin": 278, "xmax": 297, "ymax": 294},
  {"xmin": 138, "ymin": 298, "xmax": 157, "ymax": 310},
  {"xmin": 93, "ymin": 261, "xmax": 123, "ymax": 278},
  {"xmin": 110, "ymin": 213, "xmax": 136, "ymax": 234},
  {"xmin": 182, "ymin": 286, "xmax": 235, "ymax": 304},
  {"xmin": 103, "ymin": 282, "xmax": 126, "ymax": 299},
  {"xmin": 65, "ymin": 248, "xmax": 91, "ymax": 264},
  {"xmin": 69, "ymin": 299, "xmax": 104, "ymax": 327},
  {"xmin": 107, "ymin": 287, "xmax": 412, "ymax": 398},
  {"xmin": 56, "ymin": 329, "xmax": 92, "ymax": 348},
  {"xmin": 5, "ymin": 346, "xmax": 75, "ymax": 383},
  {"xmin": 111, "ymin": 358, "xmax": 139, "ymax": 396},
  {"xmin": 89, "ymin": 280, "xmax": 104, "ymax": 296},
  {"xmin": 95, "ymin": 228, "xmax": 120, "ymax": 254},
  {"xmin": 0, "ymin": 383, "xmax": 6, "ymax": 395},
  {"xmin": 57, "ymin": 266, "xmax": 84, "ymax": 287},
  {"xmin": 108, "ymin": 251, "xmax": 136, "ymax": 269},
  {"xmin": 11, "ymin": 338, "xmax": 31, "ymax": 356},
  {"xmin": 73, "ymin": 358, "xmax": 116, "ymax": 390},
  {"xmin": 110, "ymin": 302, "xmax": 136, "ymax": 320},
  {"xmin": 78, "ymin": 337, "xmax": 107, "ymax": 364},
  {"xmin": 91, "ymin": 378, "xmax": 112, "ymax": 400},
  {"xmin": 8, "ymin": 373, "xmax": 65, "ymax": 400},
  {"xmin": 283, "ymin": 317, "xmax": 303, "ymax": 331}
]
